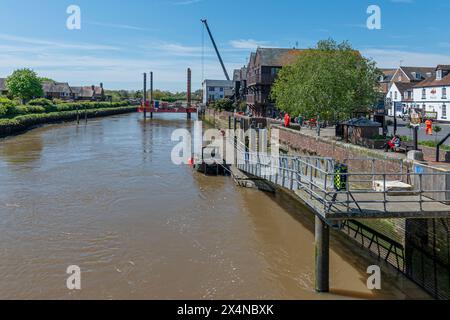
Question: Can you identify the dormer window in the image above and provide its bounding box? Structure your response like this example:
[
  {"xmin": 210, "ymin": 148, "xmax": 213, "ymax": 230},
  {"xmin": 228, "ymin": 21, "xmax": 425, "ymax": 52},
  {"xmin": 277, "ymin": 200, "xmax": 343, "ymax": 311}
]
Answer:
[
  {"xmin": 437, "ymin": 70, "xmax": 443, "ymax": 81},
  {"xmin": 422, "ymin": 88, "xmax": 426, "ymax": 99}
]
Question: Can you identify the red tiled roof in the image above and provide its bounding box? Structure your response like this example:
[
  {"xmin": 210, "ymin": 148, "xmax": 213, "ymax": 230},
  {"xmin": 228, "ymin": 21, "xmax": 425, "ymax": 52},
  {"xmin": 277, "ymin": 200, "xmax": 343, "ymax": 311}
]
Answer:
[{"xmin": 414, "ymin": 74, "xmax": 450, "ymax": 88}]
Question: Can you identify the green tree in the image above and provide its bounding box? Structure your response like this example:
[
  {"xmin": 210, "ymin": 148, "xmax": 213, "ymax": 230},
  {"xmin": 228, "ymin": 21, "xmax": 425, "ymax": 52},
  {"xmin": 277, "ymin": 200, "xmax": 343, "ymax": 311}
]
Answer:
[
  {"xmin": 39, "ymin": 77, "xmax": 55, "ymax": 83},
  {"xmin": 271, "ymin": 38, "xmax": 381, "ymax": 121},
  {"xmin": 211, "ymin": 98, "xmax": 233, "ymax": 112},
  {"xmin": 6, "ymin": 69, "xmax": 44, "ymax": 104},
  {"xmin": 434, "ymin": 125, "xmax": 442, "ymax": 143}
]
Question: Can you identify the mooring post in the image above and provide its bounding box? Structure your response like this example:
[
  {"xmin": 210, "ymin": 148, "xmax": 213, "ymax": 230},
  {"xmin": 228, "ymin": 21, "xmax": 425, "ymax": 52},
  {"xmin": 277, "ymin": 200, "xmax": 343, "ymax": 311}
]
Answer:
[
  {"xmin": 143, "ymin": 72, "xmax": 147, "ymax": 120},
  {"xmin": 187, "ymin": 68, "xmax": 191, "ymax": 120},
  {"xmin": 76, "ymin": 105, "xmax": 80, "ymax": 124},
  {"xmin": 84, "ymin": 105, "xmax": 88, "ymax": 124},
  {"xmin": 315, "ymin": 215, "xmax": 330, "ymax": 293},
  {"xmin": 150, "ymin": 71, "xmax": 153, "ymax": 120}
]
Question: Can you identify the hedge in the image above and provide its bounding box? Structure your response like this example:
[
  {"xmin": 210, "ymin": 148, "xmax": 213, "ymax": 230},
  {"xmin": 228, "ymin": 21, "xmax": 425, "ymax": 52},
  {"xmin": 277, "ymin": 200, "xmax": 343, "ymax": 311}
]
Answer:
[
  {"xmin": 0, "ymin": 100, "xmax": 132, "ymax": 118},
  {"xmin": 0, "ymin": 106, "xmax": 137, "ymax": 136}
]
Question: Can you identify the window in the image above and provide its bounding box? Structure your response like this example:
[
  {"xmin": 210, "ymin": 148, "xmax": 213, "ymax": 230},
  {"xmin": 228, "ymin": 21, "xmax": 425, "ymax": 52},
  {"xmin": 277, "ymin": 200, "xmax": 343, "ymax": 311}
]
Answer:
[
  {"xmin": 422, "ymin": 88, "xmax": 426, "ymax": 99},
  {"xmin": 443, "ymin": 87, "xmax": 447, "ymax": 99},
  {"xmin": 394, "ymin": 91, "xmax": 398, "ymax": 100},
  {"xmin": 209, "ymin": 86, "xmax": 215, "ymax": 92},
  {"xmin": 437, "ymin": 70, "xmax": 443, "ymax": 81},
  {"xmin": 390, "ymin": 92, "xmax": 393, "ymax": 100},
  {"xmin": 443, "ymin": 104, "xmax": 447, "ymax": 119},
  {"xmin": 220, "ymin": 87, "xmax": 224, "ymax": 92}
]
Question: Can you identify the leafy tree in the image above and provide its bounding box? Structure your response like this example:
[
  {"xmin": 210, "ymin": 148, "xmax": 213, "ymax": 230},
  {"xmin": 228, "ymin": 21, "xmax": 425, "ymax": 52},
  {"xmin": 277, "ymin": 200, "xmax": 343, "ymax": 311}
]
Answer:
[
  {"xmin": 6, "ymin": 69, "xmax": 44, "ymax": 104},
  {"xmin": 434, "ymin": 125, "xmax": 442, "ymax": 142},
  {"xmin": 271, "ymin": 39, "xmax": 381, "ymax": 121},
  {"xmin": 210, "ymin": 99, "xmax": 234, "ymax": 112},
  {"xmin": 39, "ymin": 77, "xmax": 55, "ymax": 83}
]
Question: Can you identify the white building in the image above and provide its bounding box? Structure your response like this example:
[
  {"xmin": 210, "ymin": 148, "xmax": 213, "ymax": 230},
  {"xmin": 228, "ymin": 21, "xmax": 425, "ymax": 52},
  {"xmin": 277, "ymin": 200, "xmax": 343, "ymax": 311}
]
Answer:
[
  {"xmin": 202, "ymin": 80, "xmax": 233, "ymax": 104},
  {"xmin": 387, "ymin": 82, "xmax": 415, "ymax": 117},
  {"xmin": 412, "ymin": 65, "xmax": 450, "ymax": 121}
]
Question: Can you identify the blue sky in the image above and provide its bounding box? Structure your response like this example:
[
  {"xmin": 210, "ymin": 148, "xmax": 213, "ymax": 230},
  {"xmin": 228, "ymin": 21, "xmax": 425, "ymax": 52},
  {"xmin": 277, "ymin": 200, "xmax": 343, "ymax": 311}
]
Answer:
[{"xmin": 0, "ymin": 0, "xmax": 449, "ymax": 91}]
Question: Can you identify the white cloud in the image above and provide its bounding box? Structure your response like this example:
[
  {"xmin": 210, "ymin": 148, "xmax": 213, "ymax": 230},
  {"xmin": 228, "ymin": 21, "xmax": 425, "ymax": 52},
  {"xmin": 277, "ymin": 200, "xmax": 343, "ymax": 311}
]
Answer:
[
  {"xmin": 0, "ymin": 33, "xmax": 120, "ymax": 51},
  {"xmin": 229, "ymin": 39, "xmax": 272, "ymax": 50},
  {"xmin": 86, "ymin": 21, "xmax": 155, "ymax": 32},
  {"xmin": 172, "ymin": 0, "xmax": 204, "ymax": 5},
  {"xmin": 390, "ymin": 0, "xmax": 413, "ymax": 3},
  {"xmin": 0, "ymin": 42, "xmax": 240, "ymax": 91},
  {"xmin": 362, "ymin": 48, "xmax": 450, "ymax": 68}
]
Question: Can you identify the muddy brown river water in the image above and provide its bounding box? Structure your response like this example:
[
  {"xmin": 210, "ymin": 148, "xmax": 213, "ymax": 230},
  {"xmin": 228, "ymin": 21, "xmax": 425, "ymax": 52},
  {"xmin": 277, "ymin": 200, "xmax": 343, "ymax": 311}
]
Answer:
[{"xmin": 0, "ymin": 113, "xmax": 429, "ymax": 299}]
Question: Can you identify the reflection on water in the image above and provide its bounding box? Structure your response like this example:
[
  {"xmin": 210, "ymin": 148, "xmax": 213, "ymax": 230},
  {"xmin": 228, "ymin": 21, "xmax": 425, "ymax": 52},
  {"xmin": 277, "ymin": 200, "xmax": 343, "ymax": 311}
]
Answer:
[
  {"xmin": 0, "ymin": 135, "xmax": 43, "ymax": 166},
  {"xmin": 0, "ymin": 113, "xmax": 429, "ymax": 299}
]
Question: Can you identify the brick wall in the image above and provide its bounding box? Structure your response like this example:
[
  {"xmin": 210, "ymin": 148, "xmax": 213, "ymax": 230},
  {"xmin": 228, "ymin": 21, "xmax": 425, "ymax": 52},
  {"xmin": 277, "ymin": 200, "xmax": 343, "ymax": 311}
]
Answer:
[{"xmin": 275, "ymin": 125, "xmax": 405, "ymax": 174}]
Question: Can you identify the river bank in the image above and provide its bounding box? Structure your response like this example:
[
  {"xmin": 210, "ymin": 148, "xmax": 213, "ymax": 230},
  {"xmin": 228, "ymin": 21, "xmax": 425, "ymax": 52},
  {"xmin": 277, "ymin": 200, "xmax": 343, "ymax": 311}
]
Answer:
[{"xmin": 0, "ymin": 106, "xmax": 137, "ymax": 137}]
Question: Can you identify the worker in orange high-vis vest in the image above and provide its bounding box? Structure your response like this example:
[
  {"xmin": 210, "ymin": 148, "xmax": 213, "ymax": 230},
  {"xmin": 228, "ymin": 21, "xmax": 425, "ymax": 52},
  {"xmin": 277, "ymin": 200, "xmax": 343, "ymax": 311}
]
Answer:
[
  {"xmin": 425, "ymin": 119, "xmax": 433, "ymax": 135},
  {"xmin": 284, "ymin": 113, "xmax": 291, "ymax": 128}
]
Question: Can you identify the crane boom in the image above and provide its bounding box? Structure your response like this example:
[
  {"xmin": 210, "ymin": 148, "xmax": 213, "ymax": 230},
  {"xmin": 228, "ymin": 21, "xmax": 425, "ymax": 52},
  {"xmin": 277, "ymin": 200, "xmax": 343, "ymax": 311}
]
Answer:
[{"xmin": 201, "ymin": 19, "xmax": 230, "ymax": 81}]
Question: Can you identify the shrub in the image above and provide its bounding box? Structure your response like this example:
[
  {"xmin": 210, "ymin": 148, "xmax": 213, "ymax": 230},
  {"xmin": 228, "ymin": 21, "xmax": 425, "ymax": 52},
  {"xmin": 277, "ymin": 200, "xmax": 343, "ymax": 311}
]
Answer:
[
  {"xmin": 0, "ymin": 104, "xmax": 7, "ymax": 117},
  {"xmin": 25, "ymin": 105, "xmax": 46, "ymax": 114},
  {"xmin": 52, "ymin": 98, "xmax": 65, "ymax": 104},
  {"xmin": 28, "ymin": 98, "xmax": 54, "ymax": 106},
  {"xmin": 210, "ymin": 99, "xmax": 234, "ymax": 112},
  {"xmin": 0, "ymin": 98, "xmax": 14, "ymax": 117}
]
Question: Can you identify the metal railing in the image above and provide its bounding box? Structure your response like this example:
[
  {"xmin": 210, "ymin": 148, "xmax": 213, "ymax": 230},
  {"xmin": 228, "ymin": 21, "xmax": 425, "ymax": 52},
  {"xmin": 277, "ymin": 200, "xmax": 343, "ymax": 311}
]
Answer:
[{"xmin": 232, "ymin": 139, "xmax": 450, "ymax": 218}]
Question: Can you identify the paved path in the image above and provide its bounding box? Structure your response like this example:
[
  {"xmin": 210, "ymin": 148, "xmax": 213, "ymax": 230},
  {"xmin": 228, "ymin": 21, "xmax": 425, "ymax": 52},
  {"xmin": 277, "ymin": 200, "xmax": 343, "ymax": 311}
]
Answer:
[{"xmin": 386, "ymin": 117, "xmax": 450, "ymax": 145}]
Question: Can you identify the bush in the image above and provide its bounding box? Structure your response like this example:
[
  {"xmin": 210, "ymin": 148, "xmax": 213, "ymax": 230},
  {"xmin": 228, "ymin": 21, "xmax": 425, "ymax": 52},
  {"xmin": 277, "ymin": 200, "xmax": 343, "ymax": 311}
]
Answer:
[
  {"xmin": 0, "ymin": 106, "xmax": 136, "ymax": 131},
  {"xmin": 28, "ymin": 98, "xmax": 54, "ymax": 106},
  {"xmin": 1, "ymin": 98, "xmax": 13, "ymax": 117},
  {"xmin": 1, "ymin": 100, "xmax": 131, "ymax": 118},
  {"xmin": 210, "ymin": 99, "xmax": 234, "ymax": 112},
  {"xmin": 0, "ymin": 104, "xmax": 7, "ymax": 117},
  {"xmin": 52, "ymin": 98, "xmax": 65, "ymax": 104},
  {"xmin": 6, "ymin": 105, "xmax": 46, "ymax": 116},
  {"xmin": 25, "ymin": 105, "xmax": 46, "ymax": 114}
]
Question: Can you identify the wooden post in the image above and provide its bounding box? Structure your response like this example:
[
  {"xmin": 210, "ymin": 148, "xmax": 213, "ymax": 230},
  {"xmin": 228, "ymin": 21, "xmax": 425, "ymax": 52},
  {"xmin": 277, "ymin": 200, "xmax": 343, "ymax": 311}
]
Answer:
[
  {"xmin": 187, "ymin": 68, "xmax": 192, "ymax": 120},
  {"xmin": 76, "ymin": 105, "xmax": 80, "ymax": 124},
  {"xmin": 84, "ymin": 105, "xmax": 88, "ymax": 124},
  {"xmin": 315, "ymin": 216, "xmax": 330, "ymax": 293},
  {"xmin": 143, "ymin": 73, "xmax": 147, "ymax": 119},
  {"xmin": 150, "ymin": 71, "xmax": 153, "ymax": 119}
]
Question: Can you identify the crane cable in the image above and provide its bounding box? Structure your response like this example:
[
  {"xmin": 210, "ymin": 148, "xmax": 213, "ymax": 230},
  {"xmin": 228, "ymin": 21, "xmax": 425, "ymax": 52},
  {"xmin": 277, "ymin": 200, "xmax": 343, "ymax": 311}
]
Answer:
[{"xmin": 201, "ymin": 23, "xmax": 205, "ymax": 84}]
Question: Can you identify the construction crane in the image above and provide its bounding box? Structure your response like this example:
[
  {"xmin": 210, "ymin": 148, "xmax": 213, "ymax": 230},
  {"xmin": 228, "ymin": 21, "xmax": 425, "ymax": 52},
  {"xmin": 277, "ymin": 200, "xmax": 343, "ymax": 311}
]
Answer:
[{"xmin": 201, "ymin": 19, "xmax": 230, "ymax": 81}]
